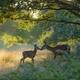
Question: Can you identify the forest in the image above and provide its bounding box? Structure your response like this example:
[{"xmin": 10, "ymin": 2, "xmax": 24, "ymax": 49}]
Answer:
[{"xmin": 0, "ymin": 0, "xmax": 80, "ymax": 80}]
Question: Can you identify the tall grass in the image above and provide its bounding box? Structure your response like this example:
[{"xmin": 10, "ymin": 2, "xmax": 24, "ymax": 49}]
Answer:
[{"xmin": 0, "ymin": 42, "xmax": 80, "ymax": 80}]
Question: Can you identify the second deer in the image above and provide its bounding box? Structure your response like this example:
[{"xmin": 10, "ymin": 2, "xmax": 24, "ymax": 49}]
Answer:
[{"xmin": 40, "ymin": 41, "xmax": 70, "ymax": 59}]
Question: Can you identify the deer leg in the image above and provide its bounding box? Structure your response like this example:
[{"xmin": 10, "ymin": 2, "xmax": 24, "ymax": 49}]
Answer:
[
  {"xmin": 23, "ymin": 58, "xmax": 24, "ymax": 63},
  {"xmin": 20, "ymin": 57, "xmax": 25, "ymax": 64},
  {"xmin": 54, "ymin": 53, "xmax": 56, "ymax": 59},
  {"xmin": 67, "ymin": 49, "xmax": 70, "ymax": 54},
  {"xmin": 67, "ymin": 47, "xmax": 70, "ymax": 54},
  {"xmin": 32, "ymin": 58, "xmax": 34, "ymax": 63},
  {"xmin": 23, "ymin": 57, "xmax": 27, "ymax": 63},
  {"xmin": 20, "ymin": 58, "xmax": 23, "ymax": 64}
]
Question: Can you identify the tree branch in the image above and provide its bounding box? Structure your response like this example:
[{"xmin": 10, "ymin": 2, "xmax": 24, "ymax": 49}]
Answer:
[{"xmin": 13, "ymin": 17, "xmax": 80, "ymax": 25}]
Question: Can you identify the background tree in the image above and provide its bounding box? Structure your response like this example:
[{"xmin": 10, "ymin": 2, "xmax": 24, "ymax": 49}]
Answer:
[{"xmin": 0, "ymin": 0, "xmax": 79, "ymax": 47}]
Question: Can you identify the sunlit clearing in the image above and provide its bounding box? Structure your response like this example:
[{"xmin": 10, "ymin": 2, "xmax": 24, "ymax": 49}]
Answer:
[
  {"xmin": 0, "ymin": 49, "xmax": 50, "ymax": 73},
  {"xmin": 0, "ymin": 50, "xmax": 21, "ymax": 73},
  {"xmin": 67, "ymin": 0, "xmax": 72, "ymax": 1},
  {"xmin": 30, "ymin": 10, "xmax": 40, "ymax": 19}
]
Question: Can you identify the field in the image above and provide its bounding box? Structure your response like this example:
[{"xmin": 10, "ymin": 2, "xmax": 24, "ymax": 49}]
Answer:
[
  {"xmin": 0, "ymin": 49, "xmax": 50, "ymax": 74},
  {"xmin": 0, "ymin": 42, "xmax": 80, "ymax": 80}
]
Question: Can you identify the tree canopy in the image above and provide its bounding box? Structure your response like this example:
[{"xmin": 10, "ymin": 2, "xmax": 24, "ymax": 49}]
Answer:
[
  {"xmin": 0, "ymin": 0, "xmax": 80, "ymax": 47},
  {"xmin": 0, "ymin": 0, "xmax": 80, "ymax": 22}
]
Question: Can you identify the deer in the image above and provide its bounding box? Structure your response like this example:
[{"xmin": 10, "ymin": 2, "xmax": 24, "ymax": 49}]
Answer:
[
  {"xmin": 20, "ymin": 44, "xmax": 40, "ymax": 64},
  {"xmin": 40, "ymin": 41, "xmax": 70, "ymax": 59}
]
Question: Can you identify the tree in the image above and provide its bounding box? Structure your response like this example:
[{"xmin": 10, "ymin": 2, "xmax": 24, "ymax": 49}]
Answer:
[
  {"xmin": 0, "ymin": 0, "xmax": 79, "ymax": 47},
  {"xmin": 0, "ymin": 0, "xmax": 80, "ymax": 23}
]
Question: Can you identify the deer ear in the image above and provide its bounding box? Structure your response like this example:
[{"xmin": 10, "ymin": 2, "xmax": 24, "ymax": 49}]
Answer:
[{"xmin": 33, "ymin": 43, "xmax": 36, "ymax": 46}]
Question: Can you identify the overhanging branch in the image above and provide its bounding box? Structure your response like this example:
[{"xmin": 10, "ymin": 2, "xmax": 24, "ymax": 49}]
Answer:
[
  {"xmin": 14, "ymin": 17, "xmax": 80, "ymax": 25},
  {"xmin": 54, "ymin": 0, "xmax": 80, "ymax": 17}
]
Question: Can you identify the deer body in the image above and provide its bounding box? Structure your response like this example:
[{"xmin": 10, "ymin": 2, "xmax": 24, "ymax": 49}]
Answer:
[
  {"xmin": 41, "ymin": 42, "xmax": 70, "ymax": 59},
  {"xmin": 51, "ymin": 44, "xmax": 70, "ymax": 53},
  {"xmin": 20, "ymin": 44, "xmax": 39, "ymax": 64}
]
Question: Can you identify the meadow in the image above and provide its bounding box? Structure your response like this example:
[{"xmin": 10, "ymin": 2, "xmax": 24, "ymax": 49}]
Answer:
[{"xmin": 0, "ymin": 41, "xmax": 80, "ymax": 80}]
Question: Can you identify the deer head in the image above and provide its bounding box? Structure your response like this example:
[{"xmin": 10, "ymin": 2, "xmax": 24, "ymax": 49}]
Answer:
[
  {"xmin": 40, "ymin": 41, "xmax": 49, "ymax": 50},
  {"xmin": 34, "ymin": 44, "xmax": 41, "ymax": 50}
]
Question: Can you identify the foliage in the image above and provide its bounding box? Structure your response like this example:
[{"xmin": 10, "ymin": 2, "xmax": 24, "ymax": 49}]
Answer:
[
  {"xmin": 0, "ymin": 0, "xmax": 79, "ymax": 48},
  {"xmin": 0, "ymin": 0, "xmax": 79, "ymax": 80}
]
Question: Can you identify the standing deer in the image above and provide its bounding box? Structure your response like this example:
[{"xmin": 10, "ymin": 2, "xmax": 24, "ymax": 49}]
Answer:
[
  {"xmin": 40, "ymin": 41, "xmax": 70, "ymax": 59},
  {"xmin": 20, "ymin": 44, "xmax": 40, "ymax": 64}
]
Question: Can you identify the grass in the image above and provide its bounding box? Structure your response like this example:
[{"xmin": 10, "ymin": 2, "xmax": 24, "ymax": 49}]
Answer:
[{"xmin": 0, "ymin": 42, "xmax": 80, "ymax": 80}]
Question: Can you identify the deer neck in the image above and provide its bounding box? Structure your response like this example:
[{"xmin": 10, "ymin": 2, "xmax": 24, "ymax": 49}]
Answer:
[
  {"xmin": 47, "ymin": 45, "xmax": 55, "ymax": 52},
  {"xmin": 33, "ymin": 47, "xmax": 37, "ymax": 54}
]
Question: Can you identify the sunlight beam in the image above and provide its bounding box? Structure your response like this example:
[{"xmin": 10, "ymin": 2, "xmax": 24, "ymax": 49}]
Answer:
[{"xmin": 30, "ymin": 10, "xmax": 40, "ymax": 19}]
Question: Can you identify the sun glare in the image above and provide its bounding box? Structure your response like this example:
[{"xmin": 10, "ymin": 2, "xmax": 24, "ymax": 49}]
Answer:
[
  {"xmin": 67, "ymin": 0, "xmax": 72, "ymax": 1},
  {"xmin": 30, "ymin": 10, "xmax": 40, "ymax": 19}
]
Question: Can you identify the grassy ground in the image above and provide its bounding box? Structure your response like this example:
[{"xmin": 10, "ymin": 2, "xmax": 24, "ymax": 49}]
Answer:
[{"xmin": 0, "ymin": 42, "xmax": 80, "ymax": 80}]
